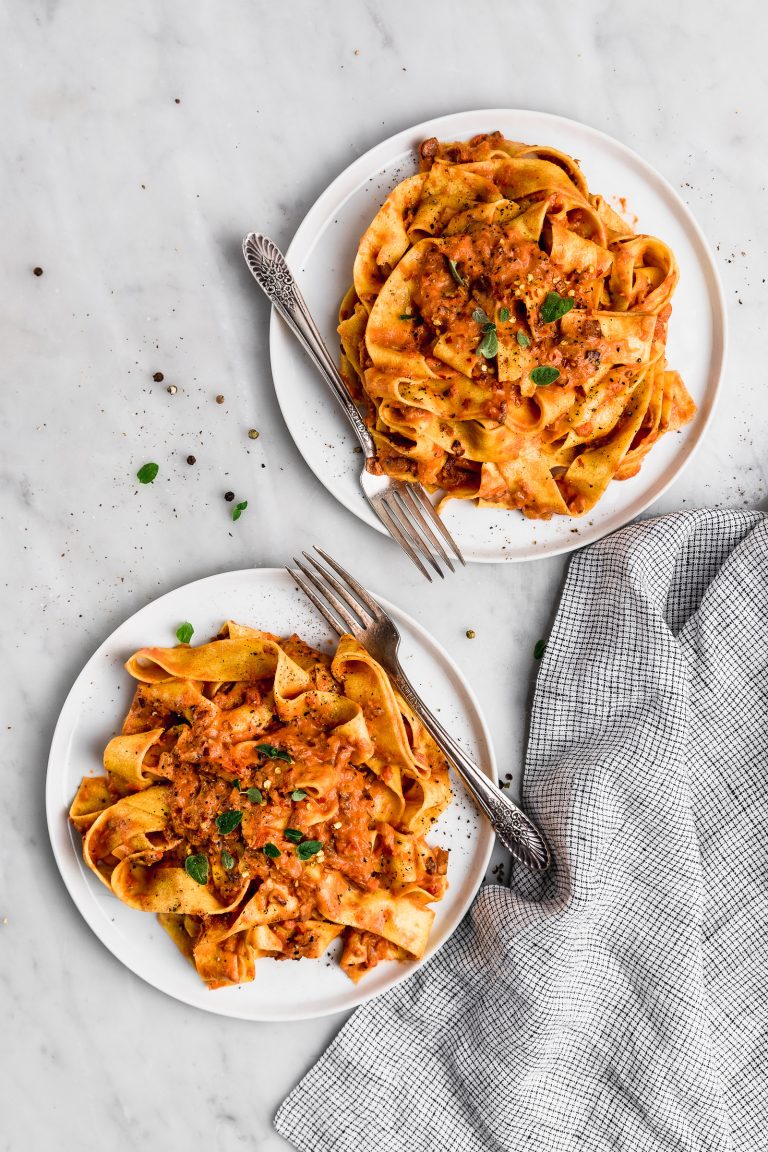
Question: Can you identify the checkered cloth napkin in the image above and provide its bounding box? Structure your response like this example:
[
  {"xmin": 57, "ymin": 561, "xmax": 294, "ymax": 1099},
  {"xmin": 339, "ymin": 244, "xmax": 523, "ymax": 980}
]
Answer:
[{"xmin": 275, "ymin": 509, "xmax": 768, "ymax": 1152}]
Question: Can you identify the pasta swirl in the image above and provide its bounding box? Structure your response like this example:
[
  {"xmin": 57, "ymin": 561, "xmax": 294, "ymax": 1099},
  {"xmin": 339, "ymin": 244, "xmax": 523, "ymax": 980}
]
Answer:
[
  {"xmin": 338, "ymin": 131, "xmax": 696, "ymax": 519},
  {"xmin": 69, "ymin": 623, "xmax": 452, "ymax": 988}
]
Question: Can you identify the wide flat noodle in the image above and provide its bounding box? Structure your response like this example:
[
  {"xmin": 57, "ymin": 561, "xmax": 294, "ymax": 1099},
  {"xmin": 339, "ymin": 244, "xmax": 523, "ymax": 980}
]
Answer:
[
  {"xmin": 69, "ymin": 777, "xmax": 113, "ymax": 833},
  {"xmin": 316, "ymin": 868, "xmax": 435, "ymax": 959},
  {"xmin": 337, "ymin": 131, "xmax": 696, "ymax": 519},
  {"xmin": 103, "ymin": 728, "xmax": 165, "ymax": 791}
]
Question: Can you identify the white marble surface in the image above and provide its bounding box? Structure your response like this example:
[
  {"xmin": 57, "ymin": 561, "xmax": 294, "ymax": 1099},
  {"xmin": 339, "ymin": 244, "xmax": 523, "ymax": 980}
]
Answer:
[{"xmin": 1, "ymin": 1, "xmax": 766, "ymax": 1148}]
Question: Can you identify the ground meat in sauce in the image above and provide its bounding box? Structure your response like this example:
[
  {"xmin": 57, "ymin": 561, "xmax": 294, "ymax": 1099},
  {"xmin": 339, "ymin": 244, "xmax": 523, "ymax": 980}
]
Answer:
[
  {"xmin": 412, "ymin": 226, "xmax": 584, "ymax": 377},
  {"xmin": 348, "ymin": 136, "xmax": 693, "ymax": 523},
  {"xmin": 159, "ymin": 686, "xmax": 417, "ymax": 911}
]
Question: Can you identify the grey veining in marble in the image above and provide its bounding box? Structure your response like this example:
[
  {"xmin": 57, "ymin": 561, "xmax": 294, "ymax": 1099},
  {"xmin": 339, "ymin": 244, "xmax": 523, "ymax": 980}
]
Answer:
[{"xmin": 1, "ymin": 0, "xmax": 766, "ymax": 1148}]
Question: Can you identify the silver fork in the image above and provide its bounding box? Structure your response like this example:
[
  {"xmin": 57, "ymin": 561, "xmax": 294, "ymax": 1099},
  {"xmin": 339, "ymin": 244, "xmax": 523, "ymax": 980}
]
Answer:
[
  {"xmin": 242, "ymin": 232, "xmax": 465, "ymax": 582},
  {"xmin": 289, "ymin": 547, "xmax": 551, "ymax": 872}
]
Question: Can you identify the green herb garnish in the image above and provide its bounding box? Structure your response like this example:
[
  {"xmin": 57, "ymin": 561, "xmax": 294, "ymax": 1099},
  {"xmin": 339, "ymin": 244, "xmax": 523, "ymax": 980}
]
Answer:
[
  {"xmin": 297, "ymin": 840, "xmax": 323, "ymax": 861},
  {"xmin": 184, "ymin": 854, "xmax": 208, "ymax": 884},
  {"xmin": 215, "ymin": 810, "xmax": 243, "ymax": 835},
  {"xmin": 530, "ymin": 366, "xmax": 560, "ymax": 386},
  {"xmin": 516, "ymin": 330, "xmax": 530, "ymax": 347},
  {"xmin": 498, "ymin": 307, "xmax": 510, "ymax": 322},
  {"xmin": 477, "ymin": 327, "xmax": 498, "ymax": 358},
  {"xmin": 534, "ymin": 639, "xmax": 547, "ymax": 660},
  {"xmin": 176, "ymin": 621, "xmax": 194, "ymax": 644},
  {"xmin": 255, "ymin": 743, "xmax": 293, "ymax": 762},
  {"xmin": 284, "ymin": 828, "xmax": 303, "ymax": 844},
  {"xmin": 232, "ymin": 500, "xmax": 248, "ymax": 521},
  {"xmin": 291, "ymin": 789, "xmax": 307, "ymax": 802},
  {"xmin": 540, "ymin": 291, "xmax": 574, "ymax": 324},
  {"xmin": 447, "ymin": 258, "xmax": 466, "ymax": 286},
  {"xmin": 221, "ymin": 849, "xmax": 235, "ymax": 870},
  {"xmin": 246, "ymin": 786, "xmax": 264, "ymax": 805},
  {"xmin": 263, "ymin": 842, "xmax": 281, "ymax": 859},
  {"xmin": 399, "ymin": 313, "xmax": 418, "ymax": 321},
  {"xmin": 136, "ymin": 462, "xmax": 159, "ymax": 484},
  {"xmin": 472, "ymin": 308, "xmax": 498, "ymax": 358}
]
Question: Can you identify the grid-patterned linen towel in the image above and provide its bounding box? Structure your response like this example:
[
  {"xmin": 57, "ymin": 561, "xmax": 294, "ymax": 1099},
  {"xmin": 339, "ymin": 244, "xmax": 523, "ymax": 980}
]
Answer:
[{"xmin": 275, "ymin": 509, "xmax": 768, "ymax": 1152}]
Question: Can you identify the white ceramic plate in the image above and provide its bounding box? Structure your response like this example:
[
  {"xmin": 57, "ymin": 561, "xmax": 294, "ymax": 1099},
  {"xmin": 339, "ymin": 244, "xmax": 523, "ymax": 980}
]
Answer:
[
  {"xmin": 46, "ymin": 568, "xmax": 495, "ymax": 1020},
  {"xmin": 270, "ymin": 109, "xmax": 726, "ymax": 562}
]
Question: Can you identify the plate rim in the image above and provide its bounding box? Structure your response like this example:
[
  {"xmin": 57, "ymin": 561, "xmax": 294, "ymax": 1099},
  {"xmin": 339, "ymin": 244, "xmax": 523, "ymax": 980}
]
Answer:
[
  {"xmin": 269, "ymin": 106, "xmax": 727, "ymax": 562},
  {"xmin": 46, "ymin": 566, "xmax": 497, "ymax": 1021}
]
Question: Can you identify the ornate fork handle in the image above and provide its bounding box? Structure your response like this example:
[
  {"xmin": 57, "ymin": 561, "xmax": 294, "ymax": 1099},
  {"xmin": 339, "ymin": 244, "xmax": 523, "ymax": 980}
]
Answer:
[
  {"xmin": 242, "ymin": 232, "xmax": 376, "ymax": 458},
  {"xmin": 392, "ymin": 663, "xmax": 550, "ymax": 871}
]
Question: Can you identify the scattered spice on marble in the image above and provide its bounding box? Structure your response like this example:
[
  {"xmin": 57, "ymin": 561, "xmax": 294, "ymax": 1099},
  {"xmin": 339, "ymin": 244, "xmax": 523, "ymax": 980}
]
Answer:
[
  {"xmin": 248, "ymin": 428, "xmax": 259, "ymax": 440},
  {"xmin": 174, "ymin": 97, "xmax": 181, "ymax": 104},
  {"xmin": 153, "ymin": 371, "xmax": 164, "ymax": 382},
  {"xmin": 33, "ymin": 266, "xmax": 43, "ymax": 277},
  {"xmin": 224, "ymin": 491, "xmax": 235, "ymax": 502},
  {"xmin": 186, "ymin": 455, "xmax": 196, "ymax": 465},
  {"xmin": 466, "ymin": 629, "xmax": 476, "ymax": 639},
  {"xmin": 166, "ymin": 384, "xmax": 177, "ymax": 394},
  {"xmin": 215, "ymin": 394, "xmax": 225, "ymax": 404}
]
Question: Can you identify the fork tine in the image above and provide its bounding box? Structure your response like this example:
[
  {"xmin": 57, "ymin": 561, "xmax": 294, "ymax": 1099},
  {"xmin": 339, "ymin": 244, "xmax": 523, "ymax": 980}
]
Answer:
[
  {"xmin": 383, "ymin": 492, "xmax": 444, "ymax": 580},
  {"xmin": 409, "ymin": 485, "xmax": 466, "ymax": 567},
  {"xmin": 395, "ymin": 486, "xmax": 454, "ymax": 573},
  {"xmin": 293, "ymin": 556, "xmax": 362, "ymax": 635},
  {"xmin": 374, "ymin": 499, "xmax": 434, "ymax": 582},
  {"xmin": 287, "ymin": 567, "xmax": 344, "ymax": 636},
  {"xmin": 302, "ymin": 552, "xmax": 373, "ymax": 627},
  {"xmin": 313, "ymin": 547, "xmax": 386, "ymax": 622}
]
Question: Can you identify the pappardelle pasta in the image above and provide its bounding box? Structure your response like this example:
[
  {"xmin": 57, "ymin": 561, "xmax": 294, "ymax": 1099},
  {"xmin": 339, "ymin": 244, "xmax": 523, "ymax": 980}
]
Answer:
[
  {"xmin": 338, "ymin": 131, "xmax": 696, "ymax": 519},
  {"xmin": 69, "ymin": 623, "xmax": 452, "ymax": 989}
]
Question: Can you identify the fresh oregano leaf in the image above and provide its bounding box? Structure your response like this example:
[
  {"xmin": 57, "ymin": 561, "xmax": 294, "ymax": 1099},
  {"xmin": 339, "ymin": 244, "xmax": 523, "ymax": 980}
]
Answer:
[
  {"xmin": 184, "ymin": 854, "xmax": 208, "ymax": 884},
  {"xmin": 297, "ymin": 840, "xmax": 323, "ymax": 861},
  {"xmin": 176, "ymin": 621, "xmax": 194, "ymax": 644},
  {"xmin": 530, "ymin": 366, "xmax": 560, "ymax": 386},
  {"xmin": 215, "ymin": 810, "xmax": 243, "ymax": 835},
  {"xmin": 255, "ymin": 743, "xmax": 293, "ymax": 762},
  {"xmin": 447, "ymin": 258, "xmax": 466, "ymax": 286},
  {"xmin": 136, "ymin": 462, "xmax": 159, "ymax": 484},
  {"xmin": 540, "ymin": 291, "xmax": 574, "ymax": 324},
  {"xmin": 477, "ymin": 326, "xmax": 499, "ymax": 359}
]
